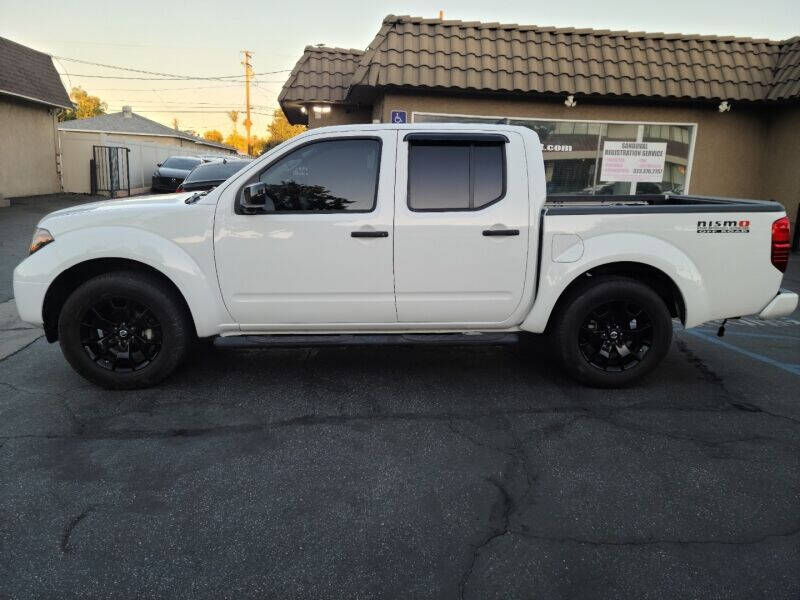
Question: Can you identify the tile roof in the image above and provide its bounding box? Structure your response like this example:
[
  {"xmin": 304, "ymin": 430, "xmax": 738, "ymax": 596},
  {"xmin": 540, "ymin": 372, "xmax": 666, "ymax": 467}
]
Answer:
[
  {"xmin": 768, "ymin": 37, "xmax": 800, "ymax": 100},
  {"xmin": 58, "ymin": 111, "xmax": 235, "ymax": 151},
  {"xmin": 0, "ymin": 36, "xmax": 71, "ymax": 108},
  {"xmin": 350, "ymin": 15, "xmax": 794, "ymax": 102},
  {"xmin": 279, "ymin": 45, "xmax": 364, "ymax": 103},
  {"xmin": 280, "ymin": 15, "xmax": 800, "ymax": 113}
]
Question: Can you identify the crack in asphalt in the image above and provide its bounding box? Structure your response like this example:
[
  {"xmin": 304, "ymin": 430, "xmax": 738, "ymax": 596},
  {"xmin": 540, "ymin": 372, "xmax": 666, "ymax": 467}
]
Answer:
[
  {"xmin": 0, "ymin": 333, "xmax": 43, "ymax": 362},
  {"xmin": 675, "ymin": 339, "xmax": 800, "ymax": 427},
  {"xmin": 60, "ymin": 506, "xmax": 95, "ymax": 554},
  {"xmin": 456, "ymin": 415, "xmax": 536, "ymax": 600},
  {"xmin": 675, "ymin": 339, "xmax": 726, "ymax": 386},
  {"xmin": 459, "ymin": 478, "xmax": 514, "ymax": 600}
]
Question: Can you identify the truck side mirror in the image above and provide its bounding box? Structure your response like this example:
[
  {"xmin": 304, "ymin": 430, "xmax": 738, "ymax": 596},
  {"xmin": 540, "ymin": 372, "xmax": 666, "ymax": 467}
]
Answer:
[{"xmin": 240, "ymin": 182, "xmax": 269, "ymax": 210}]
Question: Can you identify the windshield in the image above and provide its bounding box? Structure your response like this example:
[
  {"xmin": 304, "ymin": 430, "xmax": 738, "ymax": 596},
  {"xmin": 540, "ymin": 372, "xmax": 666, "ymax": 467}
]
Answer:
[
  {"xmin": 162, "ymin": 157, "xmax": 202, "ymax": 170},
  {"xmin": 184, "ymin": 161, "xmax": 249, "ymax": 183}
]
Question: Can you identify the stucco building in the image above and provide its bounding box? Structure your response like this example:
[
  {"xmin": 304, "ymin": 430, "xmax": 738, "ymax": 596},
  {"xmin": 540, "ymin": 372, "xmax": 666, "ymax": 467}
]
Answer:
[
  {"xmin": 0, "ymin": 36, "xmax": 71, "ymax": 200},
  {"xmin": 279, "ymin": 15, "xmax": 800, "ymax": 230}
]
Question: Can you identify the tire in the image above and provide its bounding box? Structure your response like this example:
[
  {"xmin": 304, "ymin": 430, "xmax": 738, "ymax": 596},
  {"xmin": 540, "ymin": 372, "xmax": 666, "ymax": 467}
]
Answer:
[
  {"xmin": 58, "ymin": 271, "xmax": 192, "ymax": 389},
  {"xmin": 550, "ymin": 276, "xmax": 673, "ymax": 387}
]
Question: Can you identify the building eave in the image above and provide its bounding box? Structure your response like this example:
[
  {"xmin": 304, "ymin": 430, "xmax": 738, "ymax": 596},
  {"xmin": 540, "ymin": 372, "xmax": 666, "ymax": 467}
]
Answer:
[{"xmin": 0, "ymin": 88, "xmax": 72, "ymax": 110}]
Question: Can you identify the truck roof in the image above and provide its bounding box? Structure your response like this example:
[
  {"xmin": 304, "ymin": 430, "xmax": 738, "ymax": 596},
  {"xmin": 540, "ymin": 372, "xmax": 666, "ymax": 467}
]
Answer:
[{"xmin": 302, "ymin": 122, "xmax": 542, "ymax": 141}]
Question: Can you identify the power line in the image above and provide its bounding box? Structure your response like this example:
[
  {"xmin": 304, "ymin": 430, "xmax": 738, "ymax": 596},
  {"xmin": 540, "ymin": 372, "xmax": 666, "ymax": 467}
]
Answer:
[
  {"xmin": 53, "ymin": 55, "xmax": 291, "ymax": 80},
  {"xmin": 87, "ymin": 84, "xmax": 247, "ymax": 91}
]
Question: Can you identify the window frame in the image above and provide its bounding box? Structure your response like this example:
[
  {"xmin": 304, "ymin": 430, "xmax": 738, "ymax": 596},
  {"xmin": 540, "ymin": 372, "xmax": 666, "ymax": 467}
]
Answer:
[
  {"xmin": 235, "ymin": 136, "xmax": 383, "ymax": 215},
  {"xmin": 405, "ymin": 137, "xmax": 507, "ymax": 213}
]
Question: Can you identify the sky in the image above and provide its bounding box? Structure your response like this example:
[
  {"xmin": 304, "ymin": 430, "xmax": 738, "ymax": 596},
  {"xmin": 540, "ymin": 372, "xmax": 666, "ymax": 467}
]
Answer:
[{"xmin": 1, "ymin": 0, "xmax": 797, "ymax": 137}]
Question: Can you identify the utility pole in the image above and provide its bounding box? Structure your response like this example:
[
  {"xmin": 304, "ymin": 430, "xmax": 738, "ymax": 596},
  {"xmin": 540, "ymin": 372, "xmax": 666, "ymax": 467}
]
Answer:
[{"xmin": 241, "ymin": 50, "xmax": 253, "ymax": 156}]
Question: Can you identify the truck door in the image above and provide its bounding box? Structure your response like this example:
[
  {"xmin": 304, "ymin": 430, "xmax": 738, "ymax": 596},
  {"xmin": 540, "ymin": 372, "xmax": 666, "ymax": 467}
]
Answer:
[
  {"xmin": 394, "ymin": 131, "xmax": 529, "ymax": 324},
  {"xmin": 214, "ymin": 131, "xmax": 397, "ymax": 327}
]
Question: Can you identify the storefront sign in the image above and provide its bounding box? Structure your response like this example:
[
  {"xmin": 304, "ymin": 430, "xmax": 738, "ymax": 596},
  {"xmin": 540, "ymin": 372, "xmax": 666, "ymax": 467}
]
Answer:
[{"xmin": 600, "ymin": 141, "xmax": 667, "ymax": 182}]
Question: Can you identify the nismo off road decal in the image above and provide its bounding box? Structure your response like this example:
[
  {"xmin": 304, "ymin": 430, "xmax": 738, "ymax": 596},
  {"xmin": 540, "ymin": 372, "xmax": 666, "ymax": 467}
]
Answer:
[{"xmin": 696, "ymin": 219, "xmax": 750, "ymax": 234}]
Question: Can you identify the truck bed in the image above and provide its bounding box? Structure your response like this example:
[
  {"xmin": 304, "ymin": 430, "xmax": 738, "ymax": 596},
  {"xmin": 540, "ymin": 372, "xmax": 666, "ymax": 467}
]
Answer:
[{"xmin": 544, "ymin": 194, "xmax": 785, "ymax": 215}]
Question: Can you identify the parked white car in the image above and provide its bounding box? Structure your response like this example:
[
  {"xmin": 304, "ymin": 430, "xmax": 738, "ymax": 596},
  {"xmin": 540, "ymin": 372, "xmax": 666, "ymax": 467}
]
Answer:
[{"xmin": 13, "ymin": 124, "xmax": 797, "ymax": 389}]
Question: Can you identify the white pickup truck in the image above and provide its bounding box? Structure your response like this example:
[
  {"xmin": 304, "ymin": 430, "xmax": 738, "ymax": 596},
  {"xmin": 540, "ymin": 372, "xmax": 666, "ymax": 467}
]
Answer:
[{"xmin": 13, "ymin": 124, "xmax": 797, "ymax": 389}]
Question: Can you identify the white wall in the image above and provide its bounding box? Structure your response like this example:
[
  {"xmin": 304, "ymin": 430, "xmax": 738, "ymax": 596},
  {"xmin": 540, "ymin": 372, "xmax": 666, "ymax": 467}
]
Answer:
[
  {"xmin": 0, "ymin": 98, "xmax": 61, "ymax": 198},
  {"xmin": 59, "ymin": 130, "xmax": 234, "ymax": 195}
]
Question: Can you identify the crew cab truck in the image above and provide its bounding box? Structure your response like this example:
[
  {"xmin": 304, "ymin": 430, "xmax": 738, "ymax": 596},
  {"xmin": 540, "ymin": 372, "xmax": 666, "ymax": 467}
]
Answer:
[{"xmin": 13, "ymin": 124, "xmax": 798, "ymax": 389}]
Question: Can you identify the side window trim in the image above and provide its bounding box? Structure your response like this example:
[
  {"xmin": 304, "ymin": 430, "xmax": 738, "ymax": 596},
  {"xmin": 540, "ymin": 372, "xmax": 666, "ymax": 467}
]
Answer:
[
  {"xmin": 235, "ymin": 136, "xmax": 383, "ymax": 215},
  {"xmin": 407, "ymin": 140, "xmax": 507, "ymax": 213}
]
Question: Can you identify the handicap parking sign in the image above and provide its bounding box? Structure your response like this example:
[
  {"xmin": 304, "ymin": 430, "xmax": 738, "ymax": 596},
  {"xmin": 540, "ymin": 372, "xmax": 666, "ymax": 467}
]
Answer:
[{"xmin": 391, "ymin": 110, "xmax": 407, "ymax": 124}]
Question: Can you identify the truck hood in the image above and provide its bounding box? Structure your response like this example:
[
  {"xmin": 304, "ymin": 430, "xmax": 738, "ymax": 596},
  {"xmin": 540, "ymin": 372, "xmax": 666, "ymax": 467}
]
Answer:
[{"xmin": 38, "ymin": 192, "xmax": 204, "ymax": 234}]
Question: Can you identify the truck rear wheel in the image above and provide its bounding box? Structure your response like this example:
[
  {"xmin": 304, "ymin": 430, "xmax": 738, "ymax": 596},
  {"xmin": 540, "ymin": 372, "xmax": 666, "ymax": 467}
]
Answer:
[
  {"xmin": 57, "ymin": 271, "xmax": 192, "ymax": 390},
  {"xmin": 550, "ymin": 276, "xmax": 673, "ymax": 387}
]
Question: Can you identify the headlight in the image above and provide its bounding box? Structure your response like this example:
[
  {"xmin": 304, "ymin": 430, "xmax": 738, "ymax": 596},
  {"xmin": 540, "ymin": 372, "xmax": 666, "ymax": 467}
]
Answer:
[{"xmin": 29, "ymin": 228, "xmax": 54, "ymax": 255}]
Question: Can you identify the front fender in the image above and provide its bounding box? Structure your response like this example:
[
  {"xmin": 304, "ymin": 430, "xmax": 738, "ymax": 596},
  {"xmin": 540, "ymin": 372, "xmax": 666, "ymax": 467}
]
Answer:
[
  {"xmin": 13, "ymin": 226, "xmax": 231, "ymax": 337},
  {"xmin": 520, "ymin": 232, "xmax": 710, "ymax": 333}
]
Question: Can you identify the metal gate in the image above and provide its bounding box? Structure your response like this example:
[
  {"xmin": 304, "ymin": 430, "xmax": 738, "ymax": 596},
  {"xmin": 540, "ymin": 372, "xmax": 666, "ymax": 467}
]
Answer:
[{"xmin": 90, "ymin": 145, "xmax": 130, "ymax": 198}]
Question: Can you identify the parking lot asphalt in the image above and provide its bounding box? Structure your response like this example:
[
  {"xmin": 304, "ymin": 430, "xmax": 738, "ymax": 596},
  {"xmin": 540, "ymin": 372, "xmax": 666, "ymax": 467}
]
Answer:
[{"xmin": 1, "ymin": 195, "xmax": 799, "ymax": 599}]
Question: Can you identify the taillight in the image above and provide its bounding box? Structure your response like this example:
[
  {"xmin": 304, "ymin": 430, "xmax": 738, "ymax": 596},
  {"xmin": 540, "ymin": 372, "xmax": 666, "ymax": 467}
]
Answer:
[{"xmin": 771, "ymin": 216, "xmax": 791, "ymax": 273}]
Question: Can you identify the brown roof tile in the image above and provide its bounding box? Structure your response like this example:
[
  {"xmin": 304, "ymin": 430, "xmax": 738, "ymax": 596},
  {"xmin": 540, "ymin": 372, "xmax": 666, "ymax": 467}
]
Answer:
[
  {"xmin": 347, "ymin": 15, "xmax": 796, "ymax": 102},
  {"xmin": 769, "ymin": 37, "xmax": 800, "ymax": 100},
  {"xmin": 280, "ymin": 15, "xmax": 800, "ymax": 114},
  {"xmin": 278, "ymin": 45, "xmax": 363, "ymax": 103}
]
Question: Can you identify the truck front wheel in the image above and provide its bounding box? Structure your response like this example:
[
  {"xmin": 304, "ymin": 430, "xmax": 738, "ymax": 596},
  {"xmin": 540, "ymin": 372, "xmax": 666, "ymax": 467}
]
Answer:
[
  {"xmin": 57, "ymin": 271, "xmax": 192, "ymax": 389},
  {"xmin": 550, "ymin": 276, "xmax": 673, "ymax": 387}
]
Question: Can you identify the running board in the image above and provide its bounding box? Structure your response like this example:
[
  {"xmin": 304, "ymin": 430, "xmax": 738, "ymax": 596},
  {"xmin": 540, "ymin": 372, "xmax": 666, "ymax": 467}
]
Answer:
[{"xmin": 214, "ymin": 332, "xmax": 520, "ymax": 349}]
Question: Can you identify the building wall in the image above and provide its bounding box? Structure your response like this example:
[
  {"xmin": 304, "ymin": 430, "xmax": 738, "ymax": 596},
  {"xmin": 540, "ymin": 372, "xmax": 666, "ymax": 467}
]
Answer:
[
  {"xmin": 377, "ymin": 92, "xmax": 778, "ymax": 203},
  {"xmin": 0, "ymin": 97, "xmax": 61, "ymax": 198},
  {"xmin": 306, "ymin": 105, "xmax": 372, "ymax": 128},
  {"xmin": 59, "ymin": 130, "xmax": 234, "ymax": 195},
  {"xmin": 762, "ymin": 107, "xmax": 800, "ymax": 230}
]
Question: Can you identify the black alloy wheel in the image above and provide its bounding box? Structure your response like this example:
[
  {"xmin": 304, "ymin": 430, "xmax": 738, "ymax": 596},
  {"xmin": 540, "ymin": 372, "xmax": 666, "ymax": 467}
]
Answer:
[
  {"xmin": 550, "ymin": 275, "xmax": 673, "ymax": 387},
  {"xmin": 58, "ymin": 271, "xmax": 192, "ymax": 389},
  {"xmin": 578, "ymin": 300, "xmax": 653, "ymax": 372},
  {"xmin": 80, "ymin": 296, "xmax": 163, "ymax": 372}
]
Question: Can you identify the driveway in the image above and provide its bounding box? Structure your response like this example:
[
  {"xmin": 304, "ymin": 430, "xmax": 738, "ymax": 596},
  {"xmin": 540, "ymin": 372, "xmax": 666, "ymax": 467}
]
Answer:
[{"xmin": 1, "ymin": 195, "xmax": 799, "ymax": 599}]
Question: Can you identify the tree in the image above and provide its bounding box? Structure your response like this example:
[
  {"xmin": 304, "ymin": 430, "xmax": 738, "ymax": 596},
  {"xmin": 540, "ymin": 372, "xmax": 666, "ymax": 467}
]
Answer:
[
  {"xmin": 224, "ymin": 130, "xmax": 247, "ymax": 154},
  {"xmin": 171, "ymin": 117, "xmax": 180, "ymax": 131},
  {"xmin": 203, "ymin": 129, "xmax": 224, "ymax": 143},
  {"xmin": 58, "ymin": 86, "xmax": 107, "ymax": 121},
  {"xmin": 262, "ymin": 109, "xmax": 306, "ymax": 153},
  {"xmin": 227, "ymin": 111, "xmax": 239, "ymax": 132}
]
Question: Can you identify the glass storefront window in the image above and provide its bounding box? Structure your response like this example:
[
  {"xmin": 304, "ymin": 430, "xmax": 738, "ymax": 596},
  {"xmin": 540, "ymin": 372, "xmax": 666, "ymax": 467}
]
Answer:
[{"xmin": 414, "ymin": 113, "xmax": 695, "ymax": 196}]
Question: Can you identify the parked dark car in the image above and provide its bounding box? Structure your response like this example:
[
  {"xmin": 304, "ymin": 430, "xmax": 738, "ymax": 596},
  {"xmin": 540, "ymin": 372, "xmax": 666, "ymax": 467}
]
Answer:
[
  {"xmin": 176, "ymin": 158, "xmax": 252, "ymax": 193},
  {"xmin": 151, "ymin": 156, "xmax": 203, "ymax": 192}
]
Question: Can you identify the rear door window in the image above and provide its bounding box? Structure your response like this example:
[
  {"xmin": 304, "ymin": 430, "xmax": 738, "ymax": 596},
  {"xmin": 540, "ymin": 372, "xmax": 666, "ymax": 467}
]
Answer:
[{"xmin": 408, "ymin": 141, "xmax": 505, "ymax": 211}]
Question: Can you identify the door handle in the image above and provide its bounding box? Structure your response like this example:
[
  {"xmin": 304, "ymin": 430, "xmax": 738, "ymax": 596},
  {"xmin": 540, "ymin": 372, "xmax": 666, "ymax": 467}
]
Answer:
[
  {"xmin": 482, "ymin": 229, "xmax": 520, "ymax": 237},
  {"xmin": 351, "ymin": 230, "xmax": 389, "ymax": 238}
]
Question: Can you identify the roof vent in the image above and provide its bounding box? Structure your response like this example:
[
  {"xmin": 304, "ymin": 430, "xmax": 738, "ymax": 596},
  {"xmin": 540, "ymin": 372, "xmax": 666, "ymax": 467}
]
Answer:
[{"xmin": 122, "ymin": 105, "xmax": 133, "ymax": 118}]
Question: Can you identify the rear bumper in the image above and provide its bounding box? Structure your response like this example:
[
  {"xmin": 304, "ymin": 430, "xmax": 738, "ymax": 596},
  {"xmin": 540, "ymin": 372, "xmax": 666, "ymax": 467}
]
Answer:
[{"xmin": 758, "ymin": 289, "xmax": 799, "ymax": 319}]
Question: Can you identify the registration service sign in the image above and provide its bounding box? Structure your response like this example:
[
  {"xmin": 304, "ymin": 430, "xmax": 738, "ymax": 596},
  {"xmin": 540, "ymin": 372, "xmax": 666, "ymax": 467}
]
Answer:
[{"xmin": 600, "ymin": 141, "xmax": 668, "ymax": 183}]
